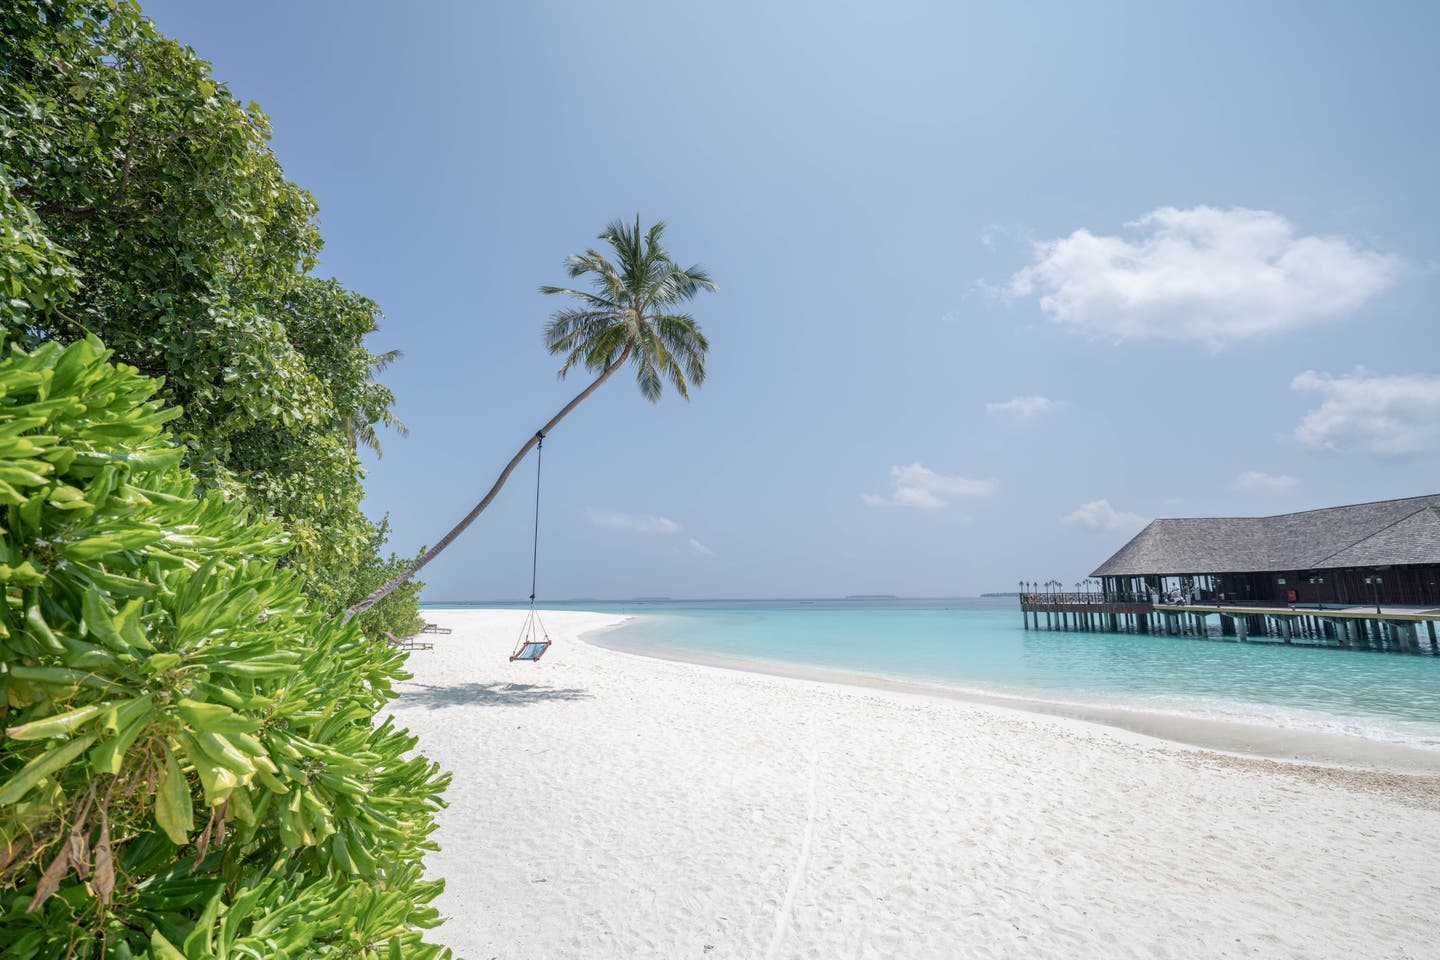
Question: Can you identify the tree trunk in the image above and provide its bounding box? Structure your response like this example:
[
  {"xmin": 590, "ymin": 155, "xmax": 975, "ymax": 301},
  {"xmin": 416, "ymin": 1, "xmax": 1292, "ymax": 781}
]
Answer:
[{"xmin": 344, "ymin": 346, "xmax": 632, "ymax": 622}]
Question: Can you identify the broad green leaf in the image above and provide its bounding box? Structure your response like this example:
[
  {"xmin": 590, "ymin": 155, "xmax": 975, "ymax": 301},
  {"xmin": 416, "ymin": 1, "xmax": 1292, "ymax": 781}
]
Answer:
[
  {"xmin": 5, "ymin": 701, "xmax": 115, "ymax": 740},
  {"xmin": 0, "ymin": 734, "xmax": 97, "ymax": 805},
  {"xmin": 155, "ymin": 742, "xmax": 194, "ymax": 845}
]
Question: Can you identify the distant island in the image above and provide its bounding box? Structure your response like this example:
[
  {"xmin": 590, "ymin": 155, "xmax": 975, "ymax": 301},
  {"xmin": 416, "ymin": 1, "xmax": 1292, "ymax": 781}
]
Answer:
[
  {"xmin": 845, "ymin": 594, "xmax": 898, "ymax": 600},
  {"xmin": 981, "ymin": 592, "xmax": 1022, "ymax": 598}
]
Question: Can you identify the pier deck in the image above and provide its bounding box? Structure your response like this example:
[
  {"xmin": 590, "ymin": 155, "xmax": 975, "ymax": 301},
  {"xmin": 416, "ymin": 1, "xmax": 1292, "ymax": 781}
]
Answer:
[{"xmin": 1018, "ymin": 592, "xmax": 1439, "ymax": 654}]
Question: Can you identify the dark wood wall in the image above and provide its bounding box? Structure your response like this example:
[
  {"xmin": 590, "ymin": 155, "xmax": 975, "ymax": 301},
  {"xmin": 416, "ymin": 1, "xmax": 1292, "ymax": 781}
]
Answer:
[{"xmin": 1103, "ymin": 566, "xmax": 1440, "ymax": 606}]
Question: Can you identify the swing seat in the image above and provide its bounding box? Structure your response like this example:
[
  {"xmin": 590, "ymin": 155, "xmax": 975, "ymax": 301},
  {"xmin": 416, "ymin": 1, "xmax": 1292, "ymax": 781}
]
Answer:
[
  {"xmin": 510, "ymin": 639, "xmax": 551, "ymax": 662},
  {"xmin": 509, "ymin": 606, "xmax": 550, "ymax": 662}
]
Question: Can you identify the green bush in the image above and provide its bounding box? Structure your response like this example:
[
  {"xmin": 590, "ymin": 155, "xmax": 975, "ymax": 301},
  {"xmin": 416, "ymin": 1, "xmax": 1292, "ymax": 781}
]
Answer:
[{"xmin": 0, "ymin": 337, "xmax": 452, "ymax": 959}]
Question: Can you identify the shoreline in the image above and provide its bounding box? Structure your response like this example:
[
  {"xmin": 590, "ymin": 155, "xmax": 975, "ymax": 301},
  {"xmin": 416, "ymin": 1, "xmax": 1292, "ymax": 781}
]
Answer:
[
  {"xmin": 393, "ymin": 609, "xmax": 1440, "ymax": 958},
  {"xmin": 586, "ymin": 617, "xmax": 1440, "ymax": 777}
]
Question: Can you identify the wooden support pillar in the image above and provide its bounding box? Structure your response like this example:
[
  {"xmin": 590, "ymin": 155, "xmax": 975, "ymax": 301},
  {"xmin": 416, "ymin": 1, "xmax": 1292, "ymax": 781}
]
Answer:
[
  {"xmin": 1428, "ymin": 620, "xmax": 1438, "ymax": 654},
  {"xmin": 1235, "ymin": 615, "xmax": 1248, "ymax": 642},
  {"xmin": 1281, "ymin": 618, "xmax": 1293, "ymax": 644}
]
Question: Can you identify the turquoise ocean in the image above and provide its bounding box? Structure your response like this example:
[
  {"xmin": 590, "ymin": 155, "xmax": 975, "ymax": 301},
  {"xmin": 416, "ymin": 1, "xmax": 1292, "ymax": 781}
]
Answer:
[{"xmin": 427, "ymin": 598, "xmax": 1440, "ymax": 751}]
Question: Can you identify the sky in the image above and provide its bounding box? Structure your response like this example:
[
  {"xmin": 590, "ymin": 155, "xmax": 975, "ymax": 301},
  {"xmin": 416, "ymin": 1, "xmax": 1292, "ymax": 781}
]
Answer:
[{"xmin": 143, "ymin": 0, "xmax": 1440, "ymax": 600}]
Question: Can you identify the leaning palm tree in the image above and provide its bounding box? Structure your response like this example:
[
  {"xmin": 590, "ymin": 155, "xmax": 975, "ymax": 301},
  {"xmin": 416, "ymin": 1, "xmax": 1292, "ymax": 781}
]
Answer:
[{"xmin": 345, "ymin": 217, "xmax": 715, "ymax": 620}]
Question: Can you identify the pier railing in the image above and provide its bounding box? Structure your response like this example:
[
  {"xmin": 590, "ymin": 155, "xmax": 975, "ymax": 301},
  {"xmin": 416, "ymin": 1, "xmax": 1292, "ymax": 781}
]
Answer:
[{"xmin": 1021, "ymin": 592, "xmax": 1109, "ymax": 605}]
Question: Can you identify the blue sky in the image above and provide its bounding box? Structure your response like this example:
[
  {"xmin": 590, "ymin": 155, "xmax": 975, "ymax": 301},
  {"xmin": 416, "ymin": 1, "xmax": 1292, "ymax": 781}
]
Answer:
[{"xmin": 145, "ymin": 1, "xmax": 1440, "ymax": 600}]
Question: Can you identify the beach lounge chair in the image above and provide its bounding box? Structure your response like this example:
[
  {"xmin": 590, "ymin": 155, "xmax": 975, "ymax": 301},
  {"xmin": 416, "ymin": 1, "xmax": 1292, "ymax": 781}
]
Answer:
[{"xmin": 383, "ymin": 631, "xmax": 434, "ymax": 652}]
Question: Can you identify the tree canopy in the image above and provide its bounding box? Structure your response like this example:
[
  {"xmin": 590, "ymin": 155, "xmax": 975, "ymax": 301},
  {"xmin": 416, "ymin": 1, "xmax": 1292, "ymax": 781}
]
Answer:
[{"xmin": 0, "ymin": 0, "xmax": 419, "ymax": 634}]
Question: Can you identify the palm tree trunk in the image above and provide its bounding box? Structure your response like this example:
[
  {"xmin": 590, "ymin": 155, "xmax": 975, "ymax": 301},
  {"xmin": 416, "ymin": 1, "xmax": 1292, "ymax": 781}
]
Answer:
[{"xmin": 343, "ymin": 347, "xmax": 632, "ymax": 622}]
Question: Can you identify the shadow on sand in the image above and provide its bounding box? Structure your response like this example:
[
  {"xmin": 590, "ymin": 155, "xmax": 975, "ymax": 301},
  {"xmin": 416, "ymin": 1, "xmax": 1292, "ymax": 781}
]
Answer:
[{"xmin": 396, "ymin": 681, "xmax": 591, "ymax": 709}]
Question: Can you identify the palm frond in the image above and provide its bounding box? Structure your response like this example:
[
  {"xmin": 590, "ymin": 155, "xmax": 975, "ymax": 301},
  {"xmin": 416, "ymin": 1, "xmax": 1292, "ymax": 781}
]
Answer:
[
  {"xmin": 381, "ymin": 407, "xmax": 410, "ymax": 438},
  {"xmin": 653, "ymin": 313, "xmax": 707, "ymax": 388},
  {"xmin": 544, "ymin": 309, "xmax": 618, "ymax": 369},
  {"xmin": 537, "ymin": 285, "xmax": 620, "ymax": 311},
  {"xmin": 634, "ymin": 353, "xmax": 664, "ymax": 403},
  {"xmin": 542, "ymin": 217, "xmax": 715, "ymax": 399},
  {"xmin": 370, "ymin": 347, "xmax": 403, "ymax": 372}
]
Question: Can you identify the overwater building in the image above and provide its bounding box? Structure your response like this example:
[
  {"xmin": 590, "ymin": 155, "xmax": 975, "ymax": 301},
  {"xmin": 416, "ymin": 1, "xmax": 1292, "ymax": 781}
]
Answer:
[
  {"xmin": 1021, "ymin": 494, "xmax": 1440, "ymax": 654},
  {"xmin": 1093, "ymin": 494, "xmax": 1440, "ymax": 608}
]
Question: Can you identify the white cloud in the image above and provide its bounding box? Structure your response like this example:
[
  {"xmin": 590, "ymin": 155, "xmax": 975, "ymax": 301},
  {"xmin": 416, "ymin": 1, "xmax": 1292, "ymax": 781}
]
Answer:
[
  {"xmin": 1062, "ymin": 499, "xmax": 1147, "ymax": 532},
  {"xmin": 985, "ymin": 395, "xmax": 1063, "ymax": 420},
  {"xmin": 585, "ymin": 508, "xmax": 682, "ymax": 534},
  {"xmin": 1291, "ymin": 369, "xmax": 1440, "ymax": 456},
  {"xmin": 863, "ymin": 462, "xmax": 997, "ymax": 509},
  {"xmin": 1233, "ymin": 470, "xmax": 1298, "ymax": 492},
  {"xmin": 998, "ymin": 206, "xmax": 1403, "ymax": 349},
  {"xmin": 687, "ymin": 538, "xmax": 715, "ymax": 558}
]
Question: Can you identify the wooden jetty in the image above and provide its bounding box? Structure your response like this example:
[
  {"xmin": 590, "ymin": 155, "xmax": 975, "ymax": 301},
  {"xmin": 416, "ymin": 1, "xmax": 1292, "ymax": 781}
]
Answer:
[
  {"xmin": 1020, "ymin": 591, "xmax": 1440, "ymax": 655},
  {"xmin": 1020, "ymin": 591, "xmax": 1156, "ymax": 634}
]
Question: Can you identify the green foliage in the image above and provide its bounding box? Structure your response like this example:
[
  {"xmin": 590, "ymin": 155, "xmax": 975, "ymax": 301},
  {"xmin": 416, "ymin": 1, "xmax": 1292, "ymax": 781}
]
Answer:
[
  {"xmin": 541, "ymin": 216, "xmax": 715, "ymax": 402},
  {"xmin": 0, "ymin": 0, "xmax": 419, "ymax": 634},
  {"xmin": 0, "ymin": 170, "xmax": 77, "ymax": 335},
  {"xmin": 0, "ymin": 338, "xmax": 451, "ymax": 959}
]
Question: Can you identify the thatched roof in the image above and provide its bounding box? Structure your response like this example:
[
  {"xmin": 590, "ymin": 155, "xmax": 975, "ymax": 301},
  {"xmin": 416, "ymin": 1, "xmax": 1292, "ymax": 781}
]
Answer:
[{"xmin": 1091, "ymin": 495, "xmax": 1440, "ymax": 577}]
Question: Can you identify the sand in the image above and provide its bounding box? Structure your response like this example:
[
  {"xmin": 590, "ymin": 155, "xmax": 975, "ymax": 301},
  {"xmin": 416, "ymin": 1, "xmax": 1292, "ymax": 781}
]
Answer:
[{"xmin": 388, "ymin": 609, "xmax": 1440, "ymax": 960}]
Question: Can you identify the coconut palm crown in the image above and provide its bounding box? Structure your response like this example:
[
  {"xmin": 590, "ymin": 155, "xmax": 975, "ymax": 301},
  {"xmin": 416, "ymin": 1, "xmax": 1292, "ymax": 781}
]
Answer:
[{"xmin": 540, "ymin": 216, "xmax": 715, "ymax": 401}]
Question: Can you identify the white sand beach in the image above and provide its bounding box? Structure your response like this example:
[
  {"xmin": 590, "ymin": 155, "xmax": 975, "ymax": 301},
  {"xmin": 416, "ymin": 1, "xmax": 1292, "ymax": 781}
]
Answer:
[{"xmin": 390, "ymin": 609, "xmax": 1440, "ymax": 960}]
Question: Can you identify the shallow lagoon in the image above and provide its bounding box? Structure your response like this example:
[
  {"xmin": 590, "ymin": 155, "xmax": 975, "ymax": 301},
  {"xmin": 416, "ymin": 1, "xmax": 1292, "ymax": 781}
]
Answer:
[{"xmin": 430, "ymin": 597, "xmax": 1440, "ymax": 749}]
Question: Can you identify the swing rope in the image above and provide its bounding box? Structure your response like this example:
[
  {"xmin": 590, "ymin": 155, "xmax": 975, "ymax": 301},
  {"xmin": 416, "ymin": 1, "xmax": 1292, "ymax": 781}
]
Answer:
[
  {"xmin": 529, "ymin": 432, "xmax": 543, "ymax": 604},
  {"xmin": 511, "ymin": 431, "xmax": 551, "ymax": 662}
]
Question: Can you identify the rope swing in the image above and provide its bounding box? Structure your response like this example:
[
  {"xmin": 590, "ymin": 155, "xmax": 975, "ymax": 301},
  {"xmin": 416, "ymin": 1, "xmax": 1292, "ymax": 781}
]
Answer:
[{"xmin": 510, "ymin": 432, "xmax": 551, "ymax": 662}]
